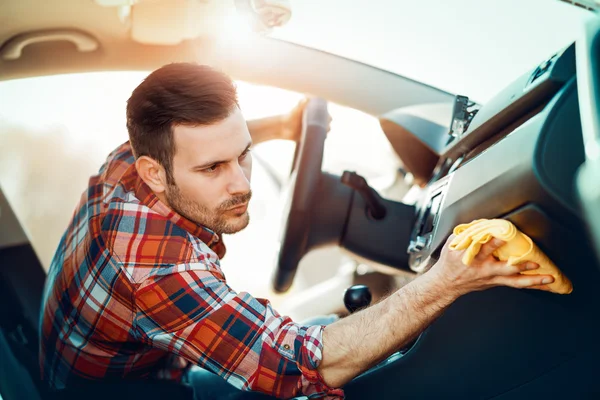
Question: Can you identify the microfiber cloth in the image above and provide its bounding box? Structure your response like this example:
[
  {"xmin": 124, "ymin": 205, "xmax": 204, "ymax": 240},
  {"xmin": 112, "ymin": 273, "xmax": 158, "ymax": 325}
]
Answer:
[{"xmin": 449, "ymin": 219, "xmax": 573, "ymax": 294}]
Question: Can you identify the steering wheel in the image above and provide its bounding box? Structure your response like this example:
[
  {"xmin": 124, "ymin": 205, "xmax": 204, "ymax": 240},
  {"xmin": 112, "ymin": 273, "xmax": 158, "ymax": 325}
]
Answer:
[{"xmin": 273, "ymin": 98, "xmax": 329, "ymax": 293}]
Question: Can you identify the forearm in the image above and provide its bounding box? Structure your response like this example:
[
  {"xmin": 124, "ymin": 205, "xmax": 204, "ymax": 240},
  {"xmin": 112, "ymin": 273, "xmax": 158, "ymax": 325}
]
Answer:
[
  {"xmin": 247, "ymin": 115, "xmax": 284, "ymax": 144},
  {"xmin": 317, "ymin": 272, "xmax": 458, "ymax": 388}
]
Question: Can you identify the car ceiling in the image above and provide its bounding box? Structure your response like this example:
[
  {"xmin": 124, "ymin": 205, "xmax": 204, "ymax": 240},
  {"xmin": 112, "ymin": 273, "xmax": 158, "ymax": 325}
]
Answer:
[{"xmin": 0, "ymin": 0, "xmax": 454, "ymax": 116}]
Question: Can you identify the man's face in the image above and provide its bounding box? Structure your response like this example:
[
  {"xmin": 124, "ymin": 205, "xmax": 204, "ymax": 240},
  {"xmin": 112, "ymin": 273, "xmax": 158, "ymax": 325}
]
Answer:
[{"xmin": 166, "ymin": 107, "xmax": 253, "ymax": 234}]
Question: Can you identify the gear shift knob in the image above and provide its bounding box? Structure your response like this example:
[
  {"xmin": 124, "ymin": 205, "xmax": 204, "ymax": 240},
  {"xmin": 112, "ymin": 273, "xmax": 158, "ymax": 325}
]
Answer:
[{"xmin": 343, "ymin": 284, "xmax": 372, "ymax": 313}]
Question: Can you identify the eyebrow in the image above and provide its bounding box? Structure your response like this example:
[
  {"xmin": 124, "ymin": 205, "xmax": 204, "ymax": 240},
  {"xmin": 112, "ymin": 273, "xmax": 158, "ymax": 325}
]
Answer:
[{"xmin": 191, "ymin": 141, "xmax": 252, "ymax": 171}]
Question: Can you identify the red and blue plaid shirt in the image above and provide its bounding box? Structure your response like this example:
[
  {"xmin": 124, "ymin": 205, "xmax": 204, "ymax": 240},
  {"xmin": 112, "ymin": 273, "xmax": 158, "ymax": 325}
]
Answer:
[{"xmin": 40, "ymin": 142, "xmax": 343, "ymax": 399}]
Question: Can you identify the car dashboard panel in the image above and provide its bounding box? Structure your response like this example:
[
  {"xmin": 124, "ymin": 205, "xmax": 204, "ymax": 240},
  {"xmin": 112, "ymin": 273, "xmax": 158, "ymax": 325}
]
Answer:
[
  {"xmin": 343, "ymin": 43, "xmax": 600, "ymax": 399},
  {"xmin": 405, "ymin": 43, "xmax": 585, "ymax": 276},
  {"xmin": 379, "ymin": 44, "xmax": 577, "ymax": 189},
  {"xmin": 442, "ymin": 43, "xmax": 576, "ymax": 161}
]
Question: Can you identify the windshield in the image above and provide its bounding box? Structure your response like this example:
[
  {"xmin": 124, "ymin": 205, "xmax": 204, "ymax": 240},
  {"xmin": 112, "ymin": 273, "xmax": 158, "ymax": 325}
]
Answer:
[{"xmin": 272, "ymin": 0, "xmax": 592, "ymax": 102}]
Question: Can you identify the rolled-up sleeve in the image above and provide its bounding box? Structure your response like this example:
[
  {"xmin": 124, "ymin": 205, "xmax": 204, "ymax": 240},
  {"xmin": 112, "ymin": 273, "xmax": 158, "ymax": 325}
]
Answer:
[{"xmin": 133, "ymin": 265, "xmax": 344, "ymax": 399}]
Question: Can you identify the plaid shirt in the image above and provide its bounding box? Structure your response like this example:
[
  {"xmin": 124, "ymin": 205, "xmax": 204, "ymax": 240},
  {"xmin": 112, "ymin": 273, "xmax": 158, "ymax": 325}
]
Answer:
[{"xmin": 40, "ymin": 142, "xmax": 344, "ymax": 399}]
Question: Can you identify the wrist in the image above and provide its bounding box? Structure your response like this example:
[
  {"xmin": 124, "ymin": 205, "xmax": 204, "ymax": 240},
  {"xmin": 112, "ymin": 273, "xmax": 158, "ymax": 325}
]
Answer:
[
  {"xmin": 278, "ymin": 113, "xmax": 287, "ymax": 133},
  {"xmin": 415, "ymin": 270, "xmax": 462, "ymax": 305},
  {"xmin": 279, "ymin": 113, "xmax": 295, "ymax": 141}
]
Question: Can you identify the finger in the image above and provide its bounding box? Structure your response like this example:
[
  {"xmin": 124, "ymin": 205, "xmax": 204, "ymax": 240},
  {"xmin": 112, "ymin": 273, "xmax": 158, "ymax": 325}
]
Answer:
[
  {"xmin": 503, "ymin": 261, "xmax": 540, "ymax": 275},
  {"xmin": 445, "ymin": 234, "xmax": 457, "ymax": 245},
  {"xmin": 487, "ymin": 260, "xmax": 539, "ymax": 276},
  {"xmin": 493, "ymin": 274, "xmax": 554, "ymax": 289},
  {"xmin": 294, "ymin": 98, "xmax": 309, "ymax": 115},
  {"xmin": 475, "ymin": 238, "xmax": 505, "ymax": 261},
  {"xmin": 516, "ymin": 261, "xmax": 540, "ymax": 272},
  {"xmin": 440, "ymin": 234, "xmax": 457, "ymax": 253}
]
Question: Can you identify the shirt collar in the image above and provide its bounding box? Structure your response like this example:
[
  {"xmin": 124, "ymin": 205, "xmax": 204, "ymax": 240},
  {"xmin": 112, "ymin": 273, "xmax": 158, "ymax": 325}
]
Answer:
[{"xmin": 128, "ymin": 166, "xmax": 226, "ymax": 259}]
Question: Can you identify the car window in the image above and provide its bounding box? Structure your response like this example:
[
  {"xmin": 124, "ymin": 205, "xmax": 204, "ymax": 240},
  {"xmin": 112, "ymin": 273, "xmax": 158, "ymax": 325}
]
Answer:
[
  {"xmin": 273, "ymin": 0, "xmax": 591, "ymax": 103},
  {"xmin": 0, "ymin": 71, "xmax": 399, "ymax": 301}
]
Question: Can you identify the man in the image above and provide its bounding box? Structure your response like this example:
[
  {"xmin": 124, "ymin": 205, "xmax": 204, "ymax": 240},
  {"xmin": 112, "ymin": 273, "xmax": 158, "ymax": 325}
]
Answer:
[{"xmin": 40, "ymin": 63, "xmax": 554, "ymax": 399}]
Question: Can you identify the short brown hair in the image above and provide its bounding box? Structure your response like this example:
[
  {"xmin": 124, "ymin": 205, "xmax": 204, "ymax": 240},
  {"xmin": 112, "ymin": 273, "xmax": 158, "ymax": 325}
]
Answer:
[{"xmin": 126, "ymin": 63, "xmax": 238, "ymax": 184}]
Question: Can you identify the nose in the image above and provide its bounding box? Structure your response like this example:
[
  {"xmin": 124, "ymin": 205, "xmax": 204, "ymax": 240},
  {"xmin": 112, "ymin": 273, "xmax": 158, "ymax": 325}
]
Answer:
[{"xmin": 227, "ymin": 162, "xmax": 251, "ymax": 195}]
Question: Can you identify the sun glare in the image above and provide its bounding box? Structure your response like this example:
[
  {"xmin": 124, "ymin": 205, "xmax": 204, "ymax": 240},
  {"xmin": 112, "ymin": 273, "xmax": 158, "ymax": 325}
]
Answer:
[
  {"xmin": 0, "ymin": 72, "xmax": 394, "ymax": 309},
  {"xmin": 219, "ymin": 13, "xmax": 256, "ymax": 41}
]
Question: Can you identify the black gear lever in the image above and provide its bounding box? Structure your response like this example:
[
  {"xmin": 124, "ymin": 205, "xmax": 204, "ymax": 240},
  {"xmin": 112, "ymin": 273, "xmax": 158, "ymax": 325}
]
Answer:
[{"xmin": 343, "ymin": 284, "xmax": 372, "ymax": 313}]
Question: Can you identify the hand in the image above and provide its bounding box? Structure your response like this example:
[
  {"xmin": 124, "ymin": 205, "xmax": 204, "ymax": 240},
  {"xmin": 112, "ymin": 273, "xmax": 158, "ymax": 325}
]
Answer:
[
  {"xmin": 280, "ymin": 98, "xmax": 332, "ymax": 141},
  {"xmin": 427, "ymin": 235, "xmax": 555, "ymax": 297}
]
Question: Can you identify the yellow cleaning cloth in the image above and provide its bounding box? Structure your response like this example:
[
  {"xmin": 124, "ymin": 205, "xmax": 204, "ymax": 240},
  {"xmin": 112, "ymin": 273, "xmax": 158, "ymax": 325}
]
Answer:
[{"xmin": 449, "ymin": 219, "xmax": 573, "ymax": 294}]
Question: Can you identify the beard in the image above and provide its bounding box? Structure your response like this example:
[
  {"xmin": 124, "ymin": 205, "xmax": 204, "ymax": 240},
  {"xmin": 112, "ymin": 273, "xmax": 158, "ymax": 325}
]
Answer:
[{"xmin": 165, "ymin": 183, "xmax": 252, "ymax": 234}]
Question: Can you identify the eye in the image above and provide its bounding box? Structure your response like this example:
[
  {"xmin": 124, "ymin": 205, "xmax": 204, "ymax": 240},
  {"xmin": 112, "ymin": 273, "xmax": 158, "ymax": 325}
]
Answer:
[
  {"xmin": 240, "ymin": 148, "xmax": 252, "ymax": 160},
  {"xmin": 203, "ymin": 164, "xmax": 220, "ymax": 173}
]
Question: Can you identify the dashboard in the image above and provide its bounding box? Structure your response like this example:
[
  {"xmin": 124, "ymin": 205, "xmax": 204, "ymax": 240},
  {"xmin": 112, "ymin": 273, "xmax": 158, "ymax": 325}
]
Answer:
[
  {"xmin": 341, "ymin": 41, "xmax": 600, "ymax": 399},
  {"xmin": 380, "ymin": 43, "xmax": 587, "ymax": 275}
]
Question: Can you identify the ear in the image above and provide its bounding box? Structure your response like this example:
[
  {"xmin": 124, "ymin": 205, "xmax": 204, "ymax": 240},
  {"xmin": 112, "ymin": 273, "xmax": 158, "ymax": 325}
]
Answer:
[{"xmin": 135, "ymin": 156, "xmax": 168, "ymax": 194}]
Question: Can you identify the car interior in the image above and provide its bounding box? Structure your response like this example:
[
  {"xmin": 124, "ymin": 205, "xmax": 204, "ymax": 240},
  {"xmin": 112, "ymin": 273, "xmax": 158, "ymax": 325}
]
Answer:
[{"xmin": 1, "ymin": 1, "xmax": 600, "ymax": 399}]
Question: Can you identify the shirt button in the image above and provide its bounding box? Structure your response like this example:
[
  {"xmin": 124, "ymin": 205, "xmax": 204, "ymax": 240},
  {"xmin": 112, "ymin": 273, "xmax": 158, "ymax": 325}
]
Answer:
[{"xmin": 283, "ymin": 344, "xmax": 291, "ymax": 350}]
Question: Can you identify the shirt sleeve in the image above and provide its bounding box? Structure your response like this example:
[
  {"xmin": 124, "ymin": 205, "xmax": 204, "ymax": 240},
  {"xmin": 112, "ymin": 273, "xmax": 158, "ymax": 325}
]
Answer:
[{"xmin": 133, "ymin": 264, "xmax": 344, "ymax": 399}]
